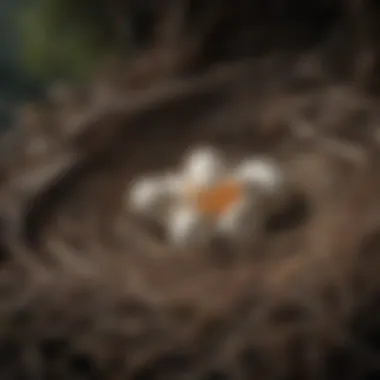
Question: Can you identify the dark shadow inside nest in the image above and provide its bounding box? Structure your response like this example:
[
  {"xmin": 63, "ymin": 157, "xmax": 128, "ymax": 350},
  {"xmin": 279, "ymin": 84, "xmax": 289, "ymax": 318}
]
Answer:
[
  {"xmin": 131, "ymin": 215, "xmax": 168, "ymax": 244},
  {"xmin": 145, "ymin": 219, "xmax": 168, "ymax": 243},
  {"xmin": 209, "ymin": 192, "xmax": 311, "ymax": 264},
  {"xmin": 265, "ymin": 192, "xmax": 310, "ymax": 233}
]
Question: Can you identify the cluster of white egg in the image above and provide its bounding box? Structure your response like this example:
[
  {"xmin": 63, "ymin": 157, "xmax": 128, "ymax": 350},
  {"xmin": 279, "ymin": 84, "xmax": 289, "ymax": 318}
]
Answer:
[{"xmin": 126, "ymin": 146, "xmax": 286, "ymax": 249}]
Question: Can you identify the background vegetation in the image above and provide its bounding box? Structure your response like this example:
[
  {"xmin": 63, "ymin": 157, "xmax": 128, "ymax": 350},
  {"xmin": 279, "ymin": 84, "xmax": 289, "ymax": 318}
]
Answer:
[{"xmin": 1, "ymin": 0, "xmax": 152, "ymax": 128}]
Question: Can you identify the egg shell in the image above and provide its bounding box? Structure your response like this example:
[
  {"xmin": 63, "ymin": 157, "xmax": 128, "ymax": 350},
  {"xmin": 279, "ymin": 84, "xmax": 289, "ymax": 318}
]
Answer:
[
  {"xmin": 182, "ymin": 146, "xmax": 227, "ymax": 189},
  {"xmin": 127, "ymin": 174, "xmax": 180, "ymax": 219},
  {"xmin": 166, "ymin": 203, "xmax": 212, "ymax": 248},
  {"xmin": 233, "ymin": 157, "xmax": 285, "ymax": 195}
]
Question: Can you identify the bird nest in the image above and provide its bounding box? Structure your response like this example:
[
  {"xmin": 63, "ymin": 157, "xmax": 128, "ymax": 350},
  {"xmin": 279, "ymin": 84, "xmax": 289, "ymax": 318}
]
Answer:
[{"xmin": 1, "ymin": 1, "xmax": 380, "ymax": 379}]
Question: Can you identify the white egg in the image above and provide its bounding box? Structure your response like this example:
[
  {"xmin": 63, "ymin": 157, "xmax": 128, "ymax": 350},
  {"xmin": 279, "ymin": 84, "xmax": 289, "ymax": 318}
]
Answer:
[
  {"xmin": 234, "ymin": 157, "xmax": 284, "ymax": 195},
  {"xmin": 182, "ymin": 146, "xmax": 226, "ymax": 188},
  {"xmin": 127, "ymin": 175, "xmax": 178, "ymax": 218},
  {"xmin": 166, "ymin": 204, "xmax": 211, "ymax": 248}
]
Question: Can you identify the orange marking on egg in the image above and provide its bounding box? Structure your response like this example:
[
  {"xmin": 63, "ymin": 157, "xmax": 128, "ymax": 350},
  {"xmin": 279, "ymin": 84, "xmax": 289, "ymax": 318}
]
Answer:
[{"xmin": 189, "ymin": 180, "xmax": 242, "ymax": 216}]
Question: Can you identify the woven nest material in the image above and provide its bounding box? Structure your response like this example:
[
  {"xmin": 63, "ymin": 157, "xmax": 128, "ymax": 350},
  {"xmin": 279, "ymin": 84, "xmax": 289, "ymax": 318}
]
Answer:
[{"xmin": 2, "ymin": 1, "xmax": 380, "ymax": 379}]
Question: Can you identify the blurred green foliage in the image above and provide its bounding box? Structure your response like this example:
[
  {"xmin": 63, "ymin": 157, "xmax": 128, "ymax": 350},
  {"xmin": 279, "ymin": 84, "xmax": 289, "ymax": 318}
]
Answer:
[
  {"xmin": 0, "ymin": 0, "xmax": 45, "ymax": 128},
  {"xmin": 17, "ymin": 0, "xmax": 127, "ymax": 81},
  {"xmin": 1, "ymin": 0, "xmax": 140, "ymax": 127}
]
